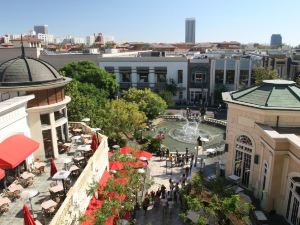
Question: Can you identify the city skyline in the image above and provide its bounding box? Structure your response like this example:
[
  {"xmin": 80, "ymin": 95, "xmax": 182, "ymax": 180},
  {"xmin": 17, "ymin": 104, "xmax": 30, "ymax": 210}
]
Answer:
[{"xmin": 1, "ymin": 0, "xmax": 300, "ymax": 46}]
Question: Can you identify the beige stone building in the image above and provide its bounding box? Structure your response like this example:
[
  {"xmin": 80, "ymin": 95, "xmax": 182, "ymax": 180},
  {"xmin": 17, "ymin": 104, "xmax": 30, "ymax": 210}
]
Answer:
[{"xmin": 222, "ymin": 80, "xmax": 300, "ymax": 225}]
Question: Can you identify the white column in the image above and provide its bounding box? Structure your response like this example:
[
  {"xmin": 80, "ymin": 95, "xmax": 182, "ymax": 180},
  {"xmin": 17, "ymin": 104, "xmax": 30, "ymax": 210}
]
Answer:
[
  {"xmin": 248, "ymin": 60, "xmax": 252, "ymax": 87},
  {"xmin": 234, "ymin": 60, "xmax": 240, "ymax": 90},
  {"xmin": 149, "ymin": 67, "xmax": 155, "ymax": 88},
  {"xmin": 278, "ymin": 156, "xmax": 290, "ymax": 215},
  {"xmin": 50, "ymin": 112, "xmax": 59, "ymax": 158},
  {"xmin": 131, "ymin": 67, "xmax": 138, "ymax": 87},
  {"xmin": 223, "ymin": 59, "xmax": 227, "ymax": 85}
]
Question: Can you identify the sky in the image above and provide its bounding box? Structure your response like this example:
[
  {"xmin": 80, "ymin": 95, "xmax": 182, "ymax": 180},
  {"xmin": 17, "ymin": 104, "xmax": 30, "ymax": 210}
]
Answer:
[{"xmin": 1, "ymin": 0, "xmax": 299, "ymax": 46}]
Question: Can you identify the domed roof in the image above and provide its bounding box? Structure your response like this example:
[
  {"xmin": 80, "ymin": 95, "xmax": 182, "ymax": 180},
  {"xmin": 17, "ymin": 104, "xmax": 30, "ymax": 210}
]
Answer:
[
  {"xmin": 222, "ymin": 79, "xmax": 300, "ymax": 110},
  {"xmin": 0, "ymin": 56, "xmax": 65, "ymax": 87}
]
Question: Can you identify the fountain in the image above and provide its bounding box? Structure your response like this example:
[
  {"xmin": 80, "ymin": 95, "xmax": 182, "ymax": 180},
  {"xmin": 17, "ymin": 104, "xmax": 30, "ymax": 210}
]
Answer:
[{"xmin": 168, "ymin": 117, "xmax": 210, "ymax": 144}]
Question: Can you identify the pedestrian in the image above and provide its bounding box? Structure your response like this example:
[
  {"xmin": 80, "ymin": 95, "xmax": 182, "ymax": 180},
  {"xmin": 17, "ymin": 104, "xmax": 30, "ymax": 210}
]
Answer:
[
  {"xmin": 185, "ymin": 148, "xmax": 189, "ymax": 157},
  {"xmin": 142, "ymin": 195, "xmax": 150, "ymax": 215},
  {"xmin": 185, "ymin": 154, "xmax": 189, "ymax": 164},
  {"xmin": 166, "ymin": 148, "xmax": 170, "ymax": 158},
  {"xmin": 173, "ymin": 190, "xmax": 177, "ymax": 203},
  {"xmin": 181, "ymin": 174, "xmax": 186, "ymax": 187},
  {"xmin": 185, "ymin": 166, "xmax": 189, "ymax": 177},
  {"xmin": 161, "ymin": 184, "xmax": 166, "ymax": 198},
  {"xmin": 150, "ymin": 190, "xmax": 155, "ymax": 203},
  {"xmin": 156, "ymin": 188, "xmax": 161, "ymax": 197},
  {"xmin": 191, "ymin": 153, "xmax": 195, "ymax": 164},
  {"xmin": 161, "ymin": 196, "xmax": 168, "ymax": 214}
]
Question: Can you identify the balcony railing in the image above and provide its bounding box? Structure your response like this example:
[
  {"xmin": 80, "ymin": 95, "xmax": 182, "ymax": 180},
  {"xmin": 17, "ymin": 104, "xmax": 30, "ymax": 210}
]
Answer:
[
  {"xmin": 119, "ymin": 82, "xmax": 133, "ymax": 89},
  {"xmin": 189, "ymin": 82, "xmax": 209, "ymax": 89}
]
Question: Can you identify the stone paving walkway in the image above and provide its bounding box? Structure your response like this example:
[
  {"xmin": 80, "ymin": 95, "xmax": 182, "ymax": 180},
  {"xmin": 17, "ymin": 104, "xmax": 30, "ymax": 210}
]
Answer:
[{"xmin": 135, "ymin": 155, "xmax": 222, "ymax": 225}]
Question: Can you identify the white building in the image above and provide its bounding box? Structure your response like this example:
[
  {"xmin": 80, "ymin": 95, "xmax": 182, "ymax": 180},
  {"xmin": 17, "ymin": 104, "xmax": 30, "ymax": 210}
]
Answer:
[
  {"xmin": 99, "ymin": 55, "xmax": 188, "ymax": 102},
  {"xmin": 72, "ymin": 36, "xmax": 86, "ymax": 44},
  {"xmin": 0, "ymin": 95, "xmax": 39, "ymax": 187},
  {"xmin": 86, "ymin": 35, "xmax": 95, "ymax": 46},
  {"xmin": 36, "ymin": 33, "xmax": 54, "ymax": 44},
  {"xmin": 0, "ymin": 49, "xmax": 71, "ymax": 160},
  {"xmin": 103, "ymin": 35, "xmax": 114, "ymax": 44}
]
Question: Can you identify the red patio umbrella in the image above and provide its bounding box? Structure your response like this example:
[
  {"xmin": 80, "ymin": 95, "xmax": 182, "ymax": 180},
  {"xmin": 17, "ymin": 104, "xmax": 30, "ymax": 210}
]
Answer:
[
  {"xmin": 109, "ymin": 161, "xmax": 124, "ymax": 171},
  {"xmin": 91, "ymin": 134, "xmax": 99, "ymax": 151},
  {"xmin": 123, "ymin": 160, "xmax": 147, "ymax": 169},
  {"xmin": 119, "ymin": 146, "xmax": 135, "ymax": 154},
  {"xmin": 23, "ymin": 204, "xmax": 36, "ymax": 225},
  {"xmin": 0, "ymin": 169, "xmax": 5, "ymax": 180},
  {"xmin": 135, "ymin": 150, "xmax": 152, "ymax": 159},
  {"xmin": 50, "ymin": 159, "xmax": 57, "ymax": 177}
]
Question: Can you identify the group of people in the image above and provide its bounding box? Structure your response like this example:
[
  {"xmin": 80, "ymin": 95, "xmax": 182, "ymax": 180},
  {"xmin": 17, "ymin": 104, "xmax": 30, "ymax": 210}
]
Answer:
[
  {"xmin": 159, "ymin": 147, "xmax": 195, "ymax": 169},
  {"xmin": 141, "ymin": 177, "xmax": 184, "ymax": 215}
]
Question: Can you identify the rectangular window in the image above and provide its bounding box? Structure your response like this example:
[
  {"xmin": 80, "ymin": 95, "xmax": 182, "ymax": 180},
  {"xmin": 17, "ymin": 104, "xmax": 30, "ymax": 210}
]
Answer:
[
  {"xmin": 139, "ymin": 74, "xmax": 149, "ymax": 83},
  {"xmin": 157, "ymin": 73, "xmax": 166, "ymax": 83},
  {"xmin": 178, "ymin": 70, "xmax": 183, "ymax": 83},
  {"xmin": 215, "ymin": 70, "xmax": 224, "ymax": 84},
  {"xmin": 40, "ymin": 114, "xmax": 50, "ymax": 125},
  {"xmin": 54, "ymin": 109, "xmax": 65, "ymax": 121},
  {"xmin": 192, "ymin": 72, "xmax": 205, "ymax": 83},
  {"xmin": 179, "ymin": 91, "xmax": 183, "ymax": 99},
  {"xmin": 137, "ymin": 67, "xmax": 149, "ymax": 83},
  {"xmin": 104, "ymin": 67, "xmax": 114, "ymax": 74},
  {"xmin": 239, "ymin": 70, "xmax": 249, "ymax": 87},
  {"xmin": 226, "ymin": 70, "xmax": 235, "ymax": 84},
  {"xmin": 119, "ymin": 67, "xmax": 131, "ymax": 82},
  {"xmin": 121, "ymin": 73, "xmax": 131, "ymax": 82}
]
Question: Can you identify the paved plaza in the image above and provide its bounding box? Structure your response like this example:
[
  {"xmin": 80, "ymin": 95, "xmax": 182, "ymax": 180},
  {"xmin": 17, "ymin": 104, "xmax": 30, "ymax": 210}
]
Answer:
[{"xmin": 135, "ymin": 154, "xmax": 222, "ymax": 225}]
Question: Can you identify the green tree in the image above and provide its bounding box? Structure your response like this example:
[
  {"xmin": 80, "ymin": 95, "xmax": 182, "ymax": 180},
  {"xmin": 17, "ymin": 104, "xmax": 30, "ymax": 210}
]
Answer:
[
  {"xmin": 99, "ymin": 99, "xmax": 146, "ymax": 139},
  {"xmin": 166, "ymin": 78, "xmax": 178, "ymax": 95},
  {"xmin": 123, "ymin": 88, "xmax": 167, "ymax": 120},
  {"xmin": 60, "ymin": 61, "xmax": 118, "ymax": 97},
  {"xmin": 214, "ymin": 84, "xmax": 227, "ymax": 105},
  {"xmin": 253, "ymin": 67, "xmax": 279, "ymax": 85},
  {"xmin": 158, "ymin": 90, "xmax": 174, "ymax": 107},
  {"xmin": 65, "ymin": 80, "xmax": 107, "ymax": 126}
]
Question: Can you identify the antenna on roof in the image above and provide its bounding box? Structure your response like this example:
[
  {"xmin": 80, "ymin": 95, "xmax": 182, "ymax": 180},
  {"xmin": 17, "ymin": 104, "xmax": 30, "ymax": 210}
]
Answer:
[{"xmin": 21, "ymin": 34, "xmax": 25, "ymax": 58}]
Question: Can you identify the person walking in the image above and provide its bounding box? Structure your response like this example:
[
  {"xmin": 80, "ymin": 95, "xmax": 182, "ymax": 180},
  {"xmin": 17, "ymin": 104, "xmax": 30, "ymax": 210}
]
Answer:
[
  {"xmin": 166, "ymin": 148, "xmax": 170, "ymax": 159},
  {"xmin": 142, "ymin": 195, "xmax": 150, "ymax": 215}
]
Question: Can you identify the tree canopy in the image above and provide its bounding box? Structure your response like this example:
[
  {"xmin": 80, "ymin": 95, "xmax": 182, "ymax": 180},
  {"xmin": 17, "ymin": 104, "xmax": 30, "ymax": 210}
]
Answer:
[
  {"xmin": 253, "ymin": 67, "xmax": 279, "ymax": 85},
  {"xmin": 123, "ymin": 88, "xmax": 167, "ymax": 120},
  {"xmin": 60, "ymin": 61, "xmax": 118, "ymax": 97},
  {"xmin": 99, "ymin": 99, "xmax": 146, "ymax": 139},
  {"xmin": 64, "ymin": 80, "xmax": 107, "ymax": 126}
]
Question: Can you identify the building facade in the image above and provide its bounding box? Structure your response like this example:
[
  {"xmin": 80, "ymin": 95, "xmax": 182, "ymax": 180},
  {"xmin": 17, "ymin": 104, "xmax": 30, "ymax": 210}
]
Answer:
[
  {"xmin": 270, "ymin": 34, "xmax": 282, "ymax": 48},
  {"xmin": 189, "ymin": 55, "xmax": 261, "ymax": 105},
  {"xmin": 34, "ymin": 25, "xmax": 48, "ymax": 35},
  {"xmin": 222, "ymin": 80, "xmax": 300, "ymax": 225},
  {"xmin": 99, "ymin": 56, "xmax": 188, "ymax": 102},
  {"xmin": 185, "ymin": 18, "xmax": 196, "ymax": 44},
  {"xmin": 0, "ymin": 48, "xmax": 71, "ymax": 160}
]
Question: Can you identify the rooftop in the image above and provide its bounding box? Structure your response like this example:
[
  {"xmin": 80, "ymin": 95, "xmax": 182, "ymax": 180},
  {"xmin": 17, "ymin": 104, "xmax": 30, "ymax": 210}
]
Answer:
[{"xmin": 222, "ymin": 79, "xmax": 300, "ymax": 110}]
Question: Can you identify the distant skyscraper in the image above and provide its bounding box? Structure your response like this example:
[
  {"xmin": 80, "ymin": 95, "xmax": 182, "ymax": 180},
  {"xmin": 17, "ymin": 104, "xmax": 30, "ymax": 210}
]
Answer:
[
  {"xmin": 185, "ymin": 18, "xmax": 195, "ymax": 43},
  {"xmin": 34, "ymin": 25, "xmax": 48, "ymax": 34},
  {"xmin": 270, "ymin": 34, "xmax": 282, "ymax": 47}
]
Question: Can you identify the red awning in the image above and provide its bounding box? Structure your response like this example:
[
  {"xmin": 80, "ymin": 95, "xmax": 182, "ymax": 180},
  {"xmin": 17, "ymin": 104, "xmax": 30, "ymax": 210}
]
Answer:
[
  {"xmin": 135, "ymin": 150, "xmax": 152, "ymax": 159},
  {"xmin": 0, "ymin": 169, "xmax": 5, "ymax": 180},
  {"xmin": 0, "ymin": 135, "xmax": 39, "ymax": 169},
  {"xmin": 119, "ymin": 146, "xmax": 136, "ymax": 154},
  {"xmin": 109, "ymin": 161, "xmax": 124, "ymax": 171}
]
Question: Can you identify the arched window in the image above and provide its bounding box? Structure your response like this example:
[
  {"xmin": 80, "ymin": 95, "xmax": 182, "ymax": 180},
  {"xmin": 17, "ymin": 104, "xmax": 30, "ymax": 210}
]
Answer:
[
  {"xmin": 286, "ymin": 176, "xmax": 300, "ymax": 225},
  {"xmin": 234, "ymin": 135, "xmax": 254, "ymax": 187}
]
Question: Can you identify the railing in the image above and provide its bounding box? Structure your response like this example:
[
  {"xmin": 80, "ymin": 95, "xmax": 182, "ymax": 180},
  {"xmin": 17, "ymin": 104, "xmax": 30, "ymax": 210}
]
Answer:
[
  {"xmin": 49, "ymin": 122, "xmax": 109, "ymax": 225},
  {"xmin": 203, "ymin": 117, "xmax": 227, "ymax": 127}
]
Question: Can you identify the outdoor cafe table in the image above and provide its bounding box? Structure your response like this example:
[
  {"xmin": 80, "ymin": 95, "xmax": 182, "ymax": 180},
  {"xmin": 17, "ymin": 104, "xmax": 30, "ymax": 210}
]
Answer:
[
  {"xmin": 8, "ymin": 183, "xmax": 23, "ymax": 192},
  {"xmin": 73, "ymin": 128, "xmax": 82, "ymax": 133},
  {"xmin": 33, "ymin": 162, "xmax": 46, "ymax": 173},
  {"xmin": 81, "ymin": 134, "xmax": 92, "ymax": 138},
  {"xmin": 20, "ymin": 171, "xmax": 35, "ymax": 180},
  {"xmin": 206, "ymin": 148, "xmax": 217, "ymax": 154},
  {"xmin": 0, "ymin": 197, "xmax": 11, "ymax": 206},
  {"xmin": 52, "ymin": 170, "xmax": 71, "ymax": 194},
  {"xmin": 41, "ymin": 199, "xmax": 57, "ymax": 210},
  {"xmin": 49, "ymin": 184, "xmax": 64, "ymax": 194},
  {"xmin": 69, "ymin": 165, "xmax": 80, "ymax": 172},
  {"xmin": 77, "ymin": 145, "xmax": 91, "ymax": 152}
]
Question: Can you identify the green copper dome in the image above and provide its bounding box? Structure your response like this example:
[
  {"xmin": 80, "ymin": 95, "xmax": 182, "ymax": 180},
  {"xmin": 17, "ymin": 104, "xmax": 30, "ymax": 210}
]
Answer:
[{"xmin": 222, "ymin": 80, "xmax": 300, "ymax": 110}]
